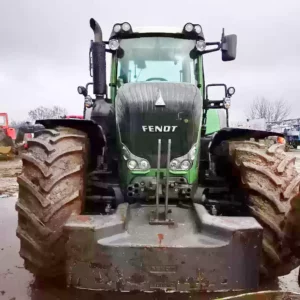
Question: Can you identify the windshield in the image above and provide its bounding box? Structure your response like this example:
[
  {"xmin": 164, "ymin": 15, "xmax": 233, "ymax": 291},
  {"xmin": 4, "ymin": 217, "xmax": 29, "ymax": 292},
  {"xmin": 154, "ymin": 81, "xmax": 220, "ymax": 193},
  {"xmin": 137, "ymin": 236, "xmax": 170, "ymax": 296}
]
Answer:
[
  {"xmin": 117, "ymin": 37, "xmax": 197, "ymax": 84},
  {"xmin": 0, "ymin": 116, "xmax": 6, "ymax": 126}
]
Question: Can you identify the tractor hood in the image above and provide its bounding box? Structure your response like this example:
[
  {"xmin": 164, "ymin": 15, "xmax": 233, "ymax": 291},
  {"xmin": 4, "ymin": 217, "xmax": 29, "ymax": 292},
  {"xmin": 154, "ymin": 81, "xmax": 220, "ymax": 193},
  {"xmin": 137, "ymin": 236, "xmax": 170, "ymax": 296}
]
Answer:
[{"xmin": 115, "ymin": 82, "xmax": 202, "ymax": 168}]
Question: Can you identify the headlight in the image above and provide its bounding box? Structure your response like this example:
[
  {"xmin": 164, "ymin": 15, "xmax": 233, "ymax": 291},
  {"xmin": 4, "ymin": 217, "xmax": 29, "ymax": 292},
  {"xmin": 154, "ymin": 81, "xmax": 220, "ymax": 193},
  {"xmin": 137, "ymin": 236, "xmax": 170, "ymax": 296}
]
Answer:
[
  {"xmin": 196, "ymin": 40, "xmax": 206, "ymax": 51},
  {"xmin": 127, "ymin": 160, "xmax": 137, "ymax": 170},
  {"xmin": 170, "ymin": 159, "xmax": 179, "ymax": 170},
  {"xmin": 109, "ymin": 39, "xmax": 120, "ymax": 50},
  {"xmin": 194, "ymin": 25, "xmax": 202, "ymax": 34},
  {"xmin": 122, "ymin": 22, "xmax": 131, "ymax": 31},
  {"xmin": 227, "ymin": 86, "xmax": 235, "ymax": 96},
  {"xmin": 122, "ymin": 144, "xmax": 151, "ymax": 171},
  {"xmin": 169, "ymin": 143, "xmax": 197, "ymax": 171},
  {"xmin": 184, "ymin": 23, "xmax": 194, "ymax": 32},
  {"xmin": 139, "ymin": 159, "xmax": 150, "ymax": 170},
  {"xmin": 113, "ymin": 24, "xmax": 121, "ymax": 33},
  {"xmin": 180, "ymin": 160, "xmax": 191, "ymax": 170}
]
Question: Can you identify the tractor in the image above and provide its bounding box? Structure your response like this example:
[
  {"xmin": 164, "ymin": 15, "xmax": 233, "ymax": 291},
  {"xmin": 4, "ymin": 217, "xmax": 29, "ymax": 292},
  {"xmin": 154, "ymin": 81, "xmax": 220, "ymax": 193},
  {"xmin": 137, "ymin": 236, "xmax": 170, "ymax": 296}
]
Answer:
[
  {"xmin": 15, "ymin": 18, "xmax": 300, "ymax": 294},
  {"xmin": 0, "ymin": 113, "xmax": 16, "ymax": 159}
]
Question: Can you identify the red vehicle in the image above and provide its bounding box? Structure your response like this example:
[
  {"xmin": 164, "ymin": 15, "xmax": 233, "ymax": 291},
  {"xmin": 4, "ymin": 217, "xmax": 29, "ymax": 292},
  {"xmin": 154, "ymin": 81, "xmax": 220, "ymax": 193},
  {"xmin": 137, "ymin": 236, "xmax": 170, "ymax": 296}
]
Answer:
[
  {"xmin": 0, "ymin": 113, "xmax": 17, "ymax": 157},
  {"xmin": 0, "ymin": 113, "xmax": 16, "ymax": 140}
]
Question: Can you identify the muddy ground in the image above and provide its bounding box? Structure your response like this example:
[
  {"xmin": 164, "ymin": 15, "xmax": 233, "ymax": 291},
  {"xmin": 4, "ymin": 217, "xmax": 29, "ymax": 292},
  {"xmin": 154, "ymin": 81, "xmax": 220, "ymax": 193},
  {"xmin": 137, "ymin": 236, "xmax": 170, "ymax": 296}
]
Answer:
[{"xmin": 1, "ymin": 155, "xmax": 300, "ymax": 300}]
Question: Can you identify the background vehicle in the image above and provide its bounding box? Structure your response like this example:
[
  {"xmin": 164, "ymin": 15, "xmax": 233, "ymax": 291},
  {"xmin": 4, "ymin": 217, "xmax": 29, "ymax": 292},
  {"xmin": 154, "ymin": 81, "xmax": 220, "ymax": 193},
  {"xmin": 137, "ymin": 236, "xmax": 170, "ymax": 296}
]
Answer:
[{"xmin": 0, "ymin": 113, "xmax": 16, "ymax": 159}]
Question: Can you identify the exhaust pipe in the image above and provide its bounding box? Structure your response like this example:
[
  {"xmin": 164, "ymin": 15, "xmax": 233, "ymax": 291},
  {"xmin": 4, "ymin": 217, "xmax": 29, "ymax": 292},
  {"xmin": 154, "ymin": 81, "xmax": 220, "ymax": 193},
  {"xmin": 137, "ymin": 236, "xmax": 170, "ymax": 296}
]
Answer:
[
  {"xmin": 90, "ymin": 18, "xmax": 103, "ymax": 43},
  {"xmin": 89, "ymin": 18, "xmax": 106, "ymax": 96}
]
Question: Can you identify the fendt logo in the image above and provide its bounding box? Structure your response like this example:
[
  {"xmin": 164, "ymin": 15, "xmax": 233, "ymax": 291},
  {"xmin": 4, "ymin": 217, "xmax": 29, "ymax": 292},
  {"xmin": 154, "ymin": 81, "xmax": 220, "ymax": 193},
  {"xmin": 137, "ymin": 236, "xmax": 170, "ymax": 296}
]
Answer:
[{"xmin": 142, "ymin": 126, "xmax": 178, "ymax": 132}]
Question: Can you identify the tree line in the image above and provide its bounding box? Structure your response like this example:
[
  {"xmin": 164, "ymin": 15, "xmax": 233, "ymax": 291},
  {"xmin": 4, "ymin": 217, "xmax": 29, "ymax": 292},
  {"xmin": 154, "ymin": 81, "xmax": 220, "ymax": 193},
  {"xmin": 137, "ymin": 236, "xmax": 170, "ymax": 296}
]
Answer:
[
  {"xmin": 9, "ymin": 98, "xmax": 291, "ymax": 128},
  {"xmin": 10, "ymin": 106, "xmax": 67, "ymax": 128},
  {"xmin": 246, "ymin": 97, "xmax": 290, "ymax": 123}
]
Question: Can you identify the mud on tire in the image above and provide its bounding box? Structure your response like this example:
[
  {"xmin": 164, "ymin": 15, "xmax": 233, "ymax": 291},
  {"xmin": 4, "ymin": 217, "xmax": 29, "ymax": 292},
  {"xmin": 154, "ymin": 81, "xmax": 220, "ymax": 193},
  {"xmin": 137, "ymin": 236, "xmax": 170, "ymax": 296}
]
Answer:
[
  {"xmin": 229, "ymin": 140, "xmax": 300, "ymax": 278},
  {"xmin": 15, "ymin": 127, "xmax": 88, "ymax": 277}
]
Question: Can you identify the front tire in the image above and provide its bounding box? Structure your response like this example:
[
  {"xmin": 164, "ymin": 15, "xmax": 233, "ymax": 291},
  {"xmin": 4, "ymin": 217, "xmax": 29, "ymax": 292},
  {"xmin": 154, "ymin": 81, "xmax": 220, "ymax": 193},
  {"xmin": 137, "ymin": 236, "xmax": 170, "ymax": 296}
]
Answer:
[
  {"xmin": 229, "ymin": 141, "xmax": 300, "ymax": 278},
  {"xmin": 16, "ymin": 127, "xmax": 88, "ymax": 277}
]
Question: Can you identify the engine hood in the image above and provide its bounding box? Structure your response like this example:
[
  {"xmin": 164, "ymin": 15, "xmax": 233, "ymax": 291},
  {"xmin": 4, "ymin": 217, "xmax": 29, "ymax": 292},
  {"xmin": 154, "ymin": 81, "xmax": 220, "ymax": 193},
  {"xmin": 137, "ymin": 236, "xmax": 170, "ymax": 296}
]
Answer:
[{"xmin": 115, "ymin": 82, "xmax": 202, "ymax": 168}]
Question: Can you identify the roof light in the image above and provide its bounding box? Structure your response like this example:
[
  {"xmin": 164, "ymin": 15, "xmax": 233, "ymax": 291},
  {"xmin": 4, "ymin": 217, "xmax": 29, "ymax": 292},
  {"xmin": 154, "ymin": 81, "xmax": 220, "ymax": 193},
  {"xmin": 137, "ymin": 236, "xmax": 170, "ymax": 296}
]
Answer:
[
  {"xmin": 194, "ymin": 25, "xmax": 202, "ymax": 34},
  {"xmin": 122, "ymin": 22, "xmax": 131, "ymax": 31},
  {"xmin": 184, "ymin": 23, "xmax": 194, "ymax": 32},
  {"xmin": 113, "ymin": 24, "xmax": 121, "ymax": 33}
]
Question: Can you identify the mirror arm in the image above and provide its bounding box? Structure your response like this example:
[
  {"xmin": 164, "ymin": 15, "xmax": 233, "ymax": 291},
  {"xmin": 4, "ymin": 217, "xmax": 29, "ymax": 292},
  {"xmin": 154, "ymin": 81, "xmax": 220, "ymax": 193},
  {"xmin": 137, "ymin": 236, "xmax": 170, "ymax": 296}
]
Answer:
[{"xmin": 206, "ymin": 41, "xmax": 220, "ymax": 46}]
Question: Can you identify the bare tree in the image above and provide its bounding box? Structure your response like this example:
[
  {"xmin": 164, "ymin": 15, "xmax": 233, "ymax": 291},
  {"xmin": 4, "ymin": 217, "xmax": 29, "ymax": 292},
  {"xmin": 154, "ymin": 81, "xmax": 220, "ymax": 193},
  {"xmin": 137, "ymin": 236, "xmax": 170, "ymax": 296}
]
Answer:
[
  {"xmin": 246, "ymin": 97, "xmax": 291, "ymax": 122},
  {"xmin": 28, "ymin": 106, "xmax": 68, "ymax": 121},
  {"xmin": 10, "ymin": 120, "xmax": 31, "ymax": 128}
]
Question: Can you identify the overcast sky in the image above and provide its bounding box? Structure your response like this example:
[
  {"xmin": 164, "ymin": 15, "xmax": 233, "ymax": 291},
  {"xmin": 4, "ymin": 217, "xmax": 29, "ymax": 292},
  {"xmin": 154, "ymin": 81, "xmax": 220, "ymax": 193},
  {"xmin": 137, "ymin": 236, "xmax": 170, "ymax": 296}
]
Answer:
[{"xmin": 1, "ymin": 0, "xmax": 300, "ymax": 124}]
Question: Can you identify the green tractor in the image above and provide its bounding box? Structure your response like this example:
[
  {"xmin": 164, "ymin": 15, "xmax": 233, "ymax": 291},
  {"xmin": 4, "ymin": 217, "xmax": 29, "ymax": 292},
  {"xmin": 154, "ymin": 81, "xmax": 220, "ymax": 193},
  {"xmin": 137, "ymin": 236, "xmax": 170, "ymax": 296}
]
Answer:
[{"xmin": 16, "ymin": 19, "xmax": 300, "ymax": 293}]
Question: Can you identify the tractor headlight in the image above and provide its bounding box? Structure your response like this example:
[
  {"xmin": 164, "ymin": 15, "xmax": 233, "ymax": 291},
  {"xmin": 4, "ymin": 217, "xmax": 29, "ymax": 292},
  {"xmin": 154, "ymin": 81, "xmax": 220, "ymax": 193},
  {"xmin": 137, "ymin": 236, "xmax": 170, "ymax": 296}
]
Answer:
[
  {"xmin": 122, "ymin": 144, "xmax": 151, "ymax": 171},
  {"xmin": 122, "ymin": 22, "xmax": 131, "ymax": 31},
  {"xmin": 139, "ymin": 159, "xmax": 150, "ymax": 170},
  {"xmin": 113, "ymin": 24, "xmax": 122, "ymax": 33},
  {"xmin": 170, "ymin": 159, "xmax": 179, "ymax": 170},
  {"xmin": 180, "ymin": 160, "xmax": 191, "ymax": 170},
  {"xmin": 196, "ymin": 40, "xmax": 206, "ymax": 51},
  {"xmin": 127, "ymin": 160, "xmax": 138, "ymax": 170},
  {"xmin": 227, "ymin": 86, "xmax": 235, "ymax": 96},
  {"xmin": 109, "ymin": 39, "xmax": 120, "ymax": 50},
  {"xmin": 194, "ymin": 25, "xmax": 202, "ymax": 34},
  {"xmin": 169, "ymin": 143, "xmax": 197, "ymax": 171},
  {"xmin": 184, "ymin": 23, "xmax": 194, "ymax": 32}
]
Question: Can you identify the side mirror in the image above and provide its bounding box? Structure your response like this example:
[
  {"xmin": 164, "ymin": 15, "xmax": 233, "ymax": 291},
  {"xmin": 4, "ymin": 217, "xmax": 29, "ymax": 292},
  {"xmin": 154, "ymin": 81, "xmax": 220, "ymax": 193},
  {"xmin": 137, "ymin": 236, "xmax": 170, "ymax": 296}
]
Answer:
[
  {"xmin": 221, "ymin": 34, "xmax": 237, "ymax": 61},
  {"xmin": 205, "ymin": 84, "xmax": 235, "ymax": 109},
  {"xmin": 206, "ymin": 84, "xmax": 227, "ymax": 101}
]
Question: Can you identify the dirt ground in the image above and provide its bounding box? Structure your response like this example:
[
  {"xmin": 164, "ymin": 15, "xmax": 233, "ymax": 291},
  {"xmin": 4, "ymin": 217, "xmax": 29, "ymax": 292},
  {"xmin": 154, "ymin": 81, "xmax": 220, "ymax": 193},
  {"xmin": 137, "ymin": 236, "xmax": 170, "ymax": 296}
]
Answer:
[
  {"xmin": 0, "ymin": 158, "xmax": 22, "ymax": 198},
  {"xmin": 1, "ymin": 153, "xmax": 300, "ymax": 299}
]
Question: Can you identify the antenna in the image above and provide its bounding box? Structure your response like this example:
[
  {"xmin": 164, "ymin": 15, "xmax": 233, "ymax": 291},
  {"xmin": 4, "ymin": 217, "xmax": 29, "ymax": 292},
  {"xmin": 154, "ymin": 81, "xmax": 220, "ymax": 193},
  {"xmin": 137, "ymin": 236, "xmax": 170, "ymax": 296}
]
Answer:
[{"xmin": 221, "ymin": 28, "xmax": 225, "ymax": 41}]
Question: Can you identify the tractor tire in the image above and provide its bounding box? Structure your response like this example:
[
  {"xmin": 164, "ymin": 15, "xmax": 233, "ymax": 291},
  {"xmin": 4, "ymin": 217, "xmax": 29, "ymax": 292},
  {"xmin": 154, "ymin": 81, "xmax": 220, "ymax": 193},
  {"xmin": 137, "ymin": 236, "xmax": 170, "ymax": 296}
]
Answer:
[
  {"xmin": 15, "ymin": 127, "xmax": 88, "ymax": 278},
  {"xmin": 228, "ymin": 140, "xmax": 300, "ymax": 279}
]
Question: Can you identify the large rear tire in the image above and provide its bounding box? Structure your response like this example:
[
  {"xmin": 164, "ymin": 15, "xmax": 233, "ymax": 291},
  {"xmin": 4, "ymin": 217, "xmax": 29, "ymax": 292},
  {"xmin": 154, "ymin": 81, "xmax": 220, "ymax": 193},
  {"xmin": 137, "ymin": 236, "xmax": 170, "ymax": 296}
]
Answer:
[
  {"xmin": 15, "ymin": 127, "xmax": 88, "ymax": 277},
  {"xmin": 229, "ymin": 140, "xmax": 300, "ymax": 278}
]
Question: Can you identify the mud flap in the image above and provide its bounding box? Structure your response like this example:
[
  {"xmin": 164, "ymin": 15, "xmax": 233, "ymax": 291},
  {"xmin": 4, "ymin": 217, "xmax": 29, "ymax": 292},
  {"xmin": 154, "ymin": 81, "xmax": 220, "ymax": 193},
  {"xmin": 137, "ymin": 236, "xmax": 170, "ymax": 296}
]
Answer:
[{"xmin": 64, "ymin": 203, "xmax": 263, "ymax": 292}]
